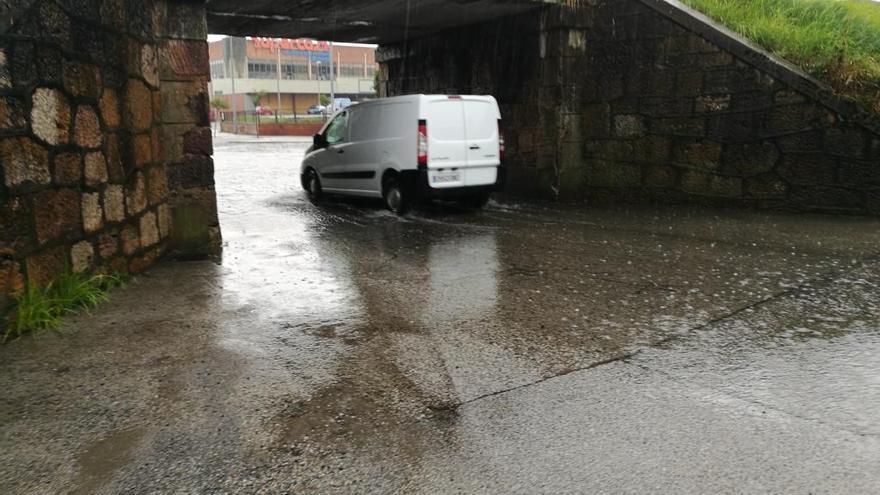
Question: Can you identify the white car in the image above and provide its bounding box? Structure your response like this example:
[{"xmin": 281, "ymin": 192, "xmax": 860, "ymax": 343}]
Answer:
[{"xmin": 300, "ymin": 94, "xmax": 505, "ymax": 213}]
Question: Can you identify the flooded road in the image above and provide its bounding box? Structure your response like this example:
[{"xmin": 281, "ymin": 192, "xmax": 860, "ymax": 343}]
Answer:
[{"xmin": 2, "ymin": 134, "xmax": 880, "ymax": 493}]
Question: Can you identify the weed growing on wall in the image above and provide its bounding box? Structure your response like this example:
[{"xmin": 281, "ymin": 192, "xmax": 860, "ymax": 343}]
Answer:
[{"xmin": 3, "ymin": 272, "xmax": 127, "ymax": 343}]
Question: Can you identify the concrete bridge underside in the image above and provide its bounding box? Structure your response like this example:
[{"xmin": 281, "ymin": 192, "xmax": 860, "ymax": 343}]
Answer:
[{"xmin": 205, "ymin": 0, "xmax": 546, "ymax": 43}]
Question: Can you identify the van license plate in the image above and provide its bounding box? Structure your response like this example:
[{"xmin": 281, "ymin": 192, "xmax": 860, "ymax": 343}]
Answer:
[{"xmin": 432, "ymin": 172, "xmax": 460, "ymax": 184}]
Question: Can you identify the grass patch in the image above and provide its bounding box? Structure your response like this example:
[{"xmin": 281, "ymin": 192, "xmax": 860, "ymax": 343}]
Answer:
[
  {"xmin": 679, "ymin": 0, "xmax": 880, "ymax": 115},
  {"xmin": 3, "ymin": 271, "xmax": 126, "ymax": 343}
]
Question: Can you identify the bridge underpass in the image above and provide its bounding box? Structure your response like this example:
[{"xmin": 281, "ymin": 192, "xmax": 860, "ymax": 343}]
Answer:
[{"xmin": 3, "ymin": 1, "xmax": 880, "ymax": 492}]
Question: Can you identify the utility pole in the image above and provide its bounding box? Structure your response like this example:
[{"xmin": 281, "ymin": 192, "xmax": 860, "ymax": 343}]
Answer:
[
  {"xmin": 329, "ymin": 41, "xmax": 335, "ymax": 114},
  {"xmin": 276, "ymin": 39, "xmax": 282, "ymax": 123},
  {"xmin": 230, "ymin": 46, "xmax": 238, "ymax": 134}
]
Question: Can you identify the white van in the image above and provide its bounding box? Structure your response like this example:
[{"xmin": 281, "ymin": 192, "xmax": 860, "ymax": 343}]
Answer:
[{"xmin": 300, "ymin": 94, "xmax": 505, "ymax": 213}]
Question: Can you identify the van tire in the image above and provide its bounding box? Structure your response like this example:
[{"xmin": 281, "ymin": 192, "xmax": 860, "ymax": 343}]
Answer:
[
  {"xmin": 305, "ymin": 169, "xmax": 322, "ymax": 202},
  {"xmin": 383, "ymin": 176, "xmax": 408, "ymax": 215}
]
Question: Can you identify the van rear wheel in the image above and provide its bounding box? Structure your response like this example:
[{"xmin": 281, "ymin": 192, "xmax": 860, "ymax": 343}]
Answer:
[
  {"xmin": 383, "ymin": 176, "xmax": 408, "ymax": 215},
  {"xmin": 305, "ymin": 169, "xmax": 322, "ymax": 202}
]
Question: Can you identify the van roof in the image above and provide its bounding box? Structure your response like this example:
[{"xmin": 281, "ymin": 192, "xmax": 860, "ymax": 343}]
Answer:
[{"xmin": 354, "ymin": 94, "xmax": 498, "ymax": 107}]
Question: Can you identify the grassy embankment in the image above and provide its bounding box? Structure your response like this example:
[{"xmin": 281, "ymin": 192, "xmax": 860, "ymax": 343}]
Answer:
[{"xmin": 680, "ymin": 0, "xmax": 880, "ymax": 115}]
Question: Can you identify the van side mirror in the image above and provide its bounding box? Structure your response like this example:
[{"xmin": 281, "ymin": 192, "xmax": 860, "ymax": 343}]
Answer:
[{"xmin": 313, "ymin": 133, "xmax": 327, "ymax": 149}]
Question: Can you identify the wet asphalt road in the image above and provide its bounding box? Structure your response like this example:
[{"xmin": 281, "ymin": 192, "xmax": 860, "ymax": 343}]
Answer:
[{"xmin": 2, "ymin": 133, "xmax": 880, "ymax": 493}]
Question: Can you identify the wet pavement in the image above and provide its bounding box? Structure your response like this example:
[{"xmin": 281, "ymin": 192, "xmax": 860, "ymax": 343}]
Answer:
[{"xmin": 2, "ymin": 133, "xmax": 880, "ymax": 493}]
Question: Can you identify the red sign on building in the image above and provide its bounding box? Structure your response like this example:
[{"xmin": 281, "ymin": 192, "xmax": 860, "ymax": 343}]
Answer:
[{"xmin": 250, "ymin": 37, "xmax": 330, "ymax": 52}]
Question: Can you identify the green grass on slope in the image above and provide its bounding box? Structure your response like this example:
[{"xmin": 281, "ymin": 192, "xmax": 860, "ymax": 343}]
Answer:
[{"xmin": 680, "ymin": 0, "xmax": 880, "ymax": 115}]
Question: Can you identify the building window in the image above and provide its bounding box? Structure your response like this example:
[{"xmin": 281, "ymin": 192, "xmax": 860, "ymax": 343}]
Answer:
[
  {"xmin": 210, "ymin": 61, "xmax": 225, "ymax": 80},
  {"xmin": 247, "ymin": 60, "xmax": 277, "ymax": 79}
]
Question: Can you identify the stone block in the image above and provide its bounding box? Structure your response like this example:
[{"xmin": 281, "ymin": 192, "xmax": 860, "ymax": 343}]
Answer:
[
  {"xmin": 74, "ymin": 106, "xmax": 103, "ymax": 149},
  {"xmin": 582, "ymin": 103, "xmax": 610, "ymax": 139},
  {"xmin": 0, "ymin": 95, "xmax": 28, "ymax": 131},
  {"xmin": 160, "ymin": 39, "xmax": 209, "ymax": 79},
  {"xmin": 34, "ymin": 188, "xmax": 81, "ymax": 244},
  {"xmin": 586, "ymin": 161, "xmax": 641, "ymax": 188},
  {"xmin": 30, "ymin": 88, "xmax": 71, "ymax": 146},
  {"xmin": 26, "ymin": 246, "xmax": 67, "ymax": 286},
  {"xmin": 126, "ymin": 172, "xmax": 147, "ymax": 216},
  {"xmin": 100, "ymin": 0, "xmax": 125, "ymax": 27},
  {"xmin": 613, "ymin": 114, "xmax": 645, "ymax": 138},
  {"xmin": 777, "ymin": 155, "xmax": 836, "ymax": 186},
  {"xmin": 644, "ymin": 165, "xmax": 677, "ymax": 188},
  {"xmin": 140, "ymin": 211, "xmax": 160, "ymax": 247},
  {"xmin": 100, "ymin": 89, "xmax": 121, "ymax": 128},
  {"xmin": 157, "ymin": 203, "xmax": 172, "ymax": 238},
  {"xmin": 147, "ymin": 166, "xmax": 168, "ymax": 205},
  {"xmin": 105, "ymin": 133, "xmax": 124, "ymax": 182},
  {"xmin": 83, "ymin": 152, "xmax": 108, "ymax": 187},
  {"xmin": 774, "ymin": 89, "xmax": 805, "ymax": 105},
  {"xmin": 706, "ymin": 113, "xmax": 753, "ymax": 143},
  {"xmin": 9, "ymin": 42, "xmax": 36, "ymax": 90},
  {"xmin": 765, "ymin": 104, "xmax": 825, "ymax": 136},
  {"xmin": 650, "ymin": 117, "xmax": 705, "ymax": 138},
  {"xmin": 133, "ymin": 132, "xmax": 153, "ymax": 167},
  {"xmin": 141, "ymin": 44, "xmax": 159, "ymax": 88},
  {"xmin": 36, "ymin": 2, "xmax": 71, "ymax": 44},
  {"xmin": 129, "ymin": 249, "xmax": 157, "ymax": 274},
  {"xmin": 638, "ymin": 98, "xmax": 693, "ymax": 118},
  {"xmin": 52, "ymin": 152, "xmax": 82, "ymax": 186},
  {"xmin": 790, "ymin": 185, "xmax": 864, "ymax": 211},
  {"xmin": 837, "ymin": 160, "xmax": 880, "ymax": 188},
  {"xmin": 82, "ymin": 192, "xmax": 103, "ymax": 233},
  {"xmin": 104, "ymin": 185, "xmax": 125, "ymax": 222},
  {"xmin": 1, "ymin": 137, "xmax": 50, "ymax": 188},
  {"xmin": 744, "ymin": 173, "xmax": 788, "ymax": 199},
  {"xmin": 124, "ymin": 79, "xmax": 153, "ymax": 131},
  {"xmin": 63, "ymin": 60, "xmax": 101, "ymax": 99},
  {"xmin": 160, "ymin": 81, "xmax": 208, "ymax": 125},
  {"xmin": 695, "ymin": 94, "xmax": 731, "ymax": 113},
  {"xmin": 97, "ymin": 232, "xmax": 119, "ymax": 258},
  {"xmin": 0, "ymin": 258, "xmax": 25, "ymax": 296},
  {"xmin": 672, "ymin": 141, "xmax": 722, "ymax": 169},
  {"xmin": 675, "ymin": 71, "xmax": 703, "ymax": 97},
  {"xmin": 166, "ymin": 155, "xmax": 215, "ymax": 189},
  {"xmin": 183, "ymin": 126, "xmax": 213, "ymax": 156},
  {"xmin": 775, "ymin": 130, "xmax": 822, "ymax": 153},
  {"xmin": 0, "ymin": 198, "xmax": 32, "ymax": 253},
  {"xmin": 164, "ymin": 1, "xmax": 208, "ymax": 40},
  {"xmin": 36, "ymin": 45, "xmax": 63, "ymax": 85},
  {"xmin": 0, "ymin": 49, "xmax": 10, "ymax": 89},
  {"xmin": 680, "ymin": 170, "xmax": 742, "ymax": 198},
  {"xmin": 120, "ymin": 224, "xmax": 140, "ymax": 255},
  {"xmin": 70, "ymin": 241, "xmax": 94, "ymax": 273},
  {"xmin": 824, "ymin": 128, "xmax": 866, "ymax": 159},
  {"xmin": 722, "ymin": 142, "xmax": 779, "ymax": 176}
]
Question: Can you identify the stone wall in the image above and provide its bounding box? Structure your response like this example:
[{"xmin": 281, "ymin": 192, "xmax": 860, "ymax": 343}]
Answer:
[
  {"xmin": 0, "ymin": 0, "xmax": 219, "ymax": 314},
  {"xmin": 378, "ymin": 0, "xmax": 880, "ymax": 212}
]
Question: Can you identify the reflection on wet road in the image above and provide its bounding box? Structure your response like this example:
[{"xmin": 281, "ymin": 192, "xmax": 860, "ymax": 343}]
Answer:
[{"xmin": 2, "ymin": 134, "xmax": 880, "ymax": 493}]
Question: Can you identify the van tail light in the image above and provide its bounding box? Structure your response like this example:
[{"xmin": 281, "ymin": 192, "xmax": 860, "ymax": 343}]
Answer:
[
  {"xmin": 498, "ymin": 119, "xmax": 505, "ymax": 162},
  {"xmin": 418, "ymin": 119, "xmax": 428, "ymax": 167}
]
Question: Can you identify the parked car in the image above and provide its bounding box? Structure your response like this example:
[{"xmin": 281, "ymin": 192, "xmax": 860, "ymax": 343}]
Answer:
[
  {"xmin": 255, "ymin": 106, "xmax": 274, "ymax": 116},
  {"xmin": 300, "ymin": 94, "xmax": 505, "ymax": 214},
  {"xmin": 331, "ymin": 97, "xmax": 353, "ymax": 113},
  {"xmin": 307, "ymin": 104, "xmax": 327, "ymax": 115}
]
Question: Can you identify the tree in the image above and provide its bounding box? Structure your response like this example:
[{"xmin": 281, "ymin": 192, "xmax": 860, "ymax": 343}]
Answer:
[
  {"xmin": 250, "ymin": 90, "xmax": 268, "ymax": 108},
  {"xmin": 319, "ymin": 94, "xmax": 331, "ymax": 106}
]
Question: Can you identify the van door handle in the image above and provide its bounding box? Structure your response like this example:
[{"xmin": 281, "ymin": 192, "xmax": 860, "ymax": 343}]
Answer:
[{"xmin": 469, "ymin": 145, "xmax": 481, "ymax": 150}]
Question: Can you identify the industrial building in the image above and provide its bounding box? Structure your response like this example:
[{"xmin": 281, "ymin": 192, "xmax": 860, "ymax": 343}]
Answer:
[{"xmin": 208, "ymin": 36, "xmax": 377, "ymax": 117}]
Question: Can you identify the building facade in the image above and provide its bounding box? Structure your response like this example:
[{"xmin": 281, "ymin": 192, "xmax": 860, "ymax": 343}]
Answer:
[{"xmin": 208, "ymin": 37, "xmax": 377, "ymax": 116}]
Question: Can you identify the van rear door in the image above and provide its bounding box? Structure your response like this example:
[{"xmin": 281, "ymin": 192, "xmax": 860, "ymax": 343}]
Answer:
[
  {"xmin": 426, "ymin": 97, "xmax": 468, "ymax": 176},
  {"xmin": 461, "ymin": 97, "xmax": 501, "ymax": 169}
]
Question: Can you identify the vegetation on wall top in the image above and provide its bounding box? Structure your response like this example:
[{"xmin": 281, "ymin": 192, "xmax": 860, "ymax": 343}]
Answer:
[{"xmin": 680, "ymin": 0, "xmax": 880, "ymax": 115}]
